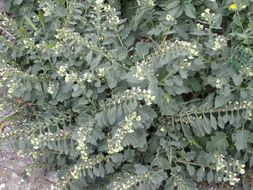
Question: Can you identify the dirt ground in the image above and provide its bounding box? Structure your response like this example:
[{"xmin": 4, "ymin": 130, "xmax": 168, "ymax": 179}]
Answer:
[
  {"xmin": 0, "ymin": 148, "xmax": 54, "ymax": 190},
  {"xmin": 0, "ymin": 109, "xmax": 56, "ymax": 189},
  {"xmin": 0, "ymin": 0, "xmax": 4, "ymax": 12}
]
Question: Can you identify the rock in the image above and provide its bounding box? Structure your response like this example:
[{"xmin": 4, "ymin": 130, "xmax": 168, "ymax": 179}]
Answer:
[
  {"xmin": 0, "ymin": 150, "xmax": 53, "ymax": 190},
  {"xmin": 5, "ymin": 172, "xmax": 26, "ymax": 190},
  {"xmin": 0, "ymin": 183, "xmax": 5, "ymax": 190},
  {"xmin": 47, "ymin": 171, "xmax": 58, "ymax": 183},
  {"xmin": 0, "ymin": 0, "xmax": 4, "ymax": 12}
]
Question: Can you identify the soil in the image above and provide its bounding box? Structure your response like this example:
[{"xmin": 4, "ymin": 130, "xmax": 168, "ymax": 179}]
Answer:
[
  {"xmin": 0, "ymin": 1, "xmax": 4, "ymax": 12},
  {"xmin": 0, "ymin": 148, "xmax": 54, "ymax": 190},
  {"xmin": 0, "ymin": 107, "xmax": 56, "ymax": 190},
  {"xmin": 0, "ymin": 23, "xmax": 56, "ymax": 188}
]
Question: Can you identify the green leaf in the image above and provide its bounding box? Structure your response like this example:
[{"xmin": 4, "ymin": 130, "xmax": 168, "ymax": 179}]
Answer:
[
  {"xmin": 105, "ymin": 66, "xmax": 120, "ymax": 89},
  {"xmin": 168, "ymin": 5, "xmax": 184, "ymax": 18},
  {"xmin": 232, "ymin": 74, "xmax": 243, "ymax": 86},
  {"xmin": 86, "ymin": 50, "xmax": 93, "ymax": 63},
  {"xmin": 116, "ymin": 46, "xmax": 128, "ymax": 60},
  {"xmin": 124, "ymin": 129, "xmax": 147, "ymax": 148},
  {"xmin": 14, "ymin": 0, "xmax": 23, "ymax": 5},
  {"xmin": 202, "ymin": 116, "xmax": 212, "ymax": 134},
  {"xmin": 217, "ymin": 113, "xmax": 225, "ymax": 129},
  {"xmin": 182, "ymin": 3, "xmax": 196, "ymax": 18},
  {"xmin": 166, "ymin": 0, "xmax": 181, "ymax": 9},
  {"xmin": 186, "ymin": 164, "xmax": 195, "ymax": 176},
  {"xmin": 38, "ymin": 11, "xmax": 46, "ymax": 28},
  {"xmin": 207, "ymin": 170, "xmax": 213, "ymax": 183},
  {"xmin": 110, "ymin": 153, "xmax": 123, "ymax": 163},
  {"xmin": 107, "ymin": 105, "xmax": 117, "ymax": 125},
  {"xmin": 24, "ymin": 16, "xmax": 37, "ymax": 31},
  {"xmin": 215, "ymin": 95, "xmax": 229, "ymax": 108},
  {"xmin": 232, "ymin": 130, "xmax": 250, "ymax": 151},
  {"xmin": 210, "ymin": 114, "xmax": 217, "ymax": 130},
  {"xmin": 206, "ymin": 132, "xmax": 228, "ymax": 151},
  {"xmin": 196, "ymin": 168, "xmax": 205, "ymax": 182},
  {"xmin": 135, "ymin": 42, "xmax": 151, "ymax": 57}
]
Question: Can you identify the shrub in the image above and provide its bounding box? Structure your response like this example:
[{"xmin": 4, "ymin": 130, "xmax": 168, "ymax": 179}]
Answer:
[{"xmin": 1, "ymin": 0, "xmax": 253, "ymax": 189}]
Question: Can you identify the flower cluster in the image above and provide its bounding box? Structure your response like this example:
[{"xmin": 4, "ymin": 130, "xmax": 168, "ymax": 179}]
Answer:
[
  {"xmin": 162, "ymin": 40, "xmax": 199, "ymax": 60},
  {"xmin": 51, "ymin": 42, "xmax": 64, "ymax": 55},
  {"xmin": 215, "ymin": 154, "xmax": 245, "ymax": 185},
  {"xmin": 65, "ymin": 72, "xmax": 78, "ymax": 83},
  {"xmin": 137, "ymin": 0, "xmax": 155, "ymax": 7},
  {"xmin": 31, "ymin": 131, "xmax": 71, "ymax": 150},
  {"xmin": 201, "ymin": 8, "xmax": 215, "ymax": 22},
  {"xmin": 215, "ymin": 79, "xmax": 224, "ymax": 89},
  {"xmin": 23, "ymin": 38, "xmax": 35, "ymax": 49},
  {"xmin": 212, "ymin": 35, "xmax": 227, "ymax": 51},
  {"xmin": 56, "ymin": 28, "xmax": 113, "ymax": 61},
  {"xmin": 47, "ymin": 82, "xmax": 56, "ymax": 95},
  {"xmin": 97, "ymin": 67, "xmax": 106, "ymax": 78},
  {"xmin": 39, "ymin": 1, "xmax": 56, "ymax": 17},
  {"xmin": 95, "ymin": 0, "xmax": 104, "ymax": 4},
  {"xmin": 166, "ymin": 14, "xmax": 175, "ymax": 22},
  {"xmin": 227, "ymin": 101, "xmax": 253, "ymax": 111},
  {"xmin": 103, "ymin": 5, "xmax": 121, "ymax": 29},
  {"xmin": 57, "ymin": 155, "xmax": 104, "ymax": 188},
  {"xmin": 180, "ymin": 58, "xmax": 192, "ymax": 70},
  {"xmin": 108, "ymin": 112, "xmax": 141, "ymax": 154},
  {"xmin": 245, "ymin": 110, "xmax": 253, "ymax": 120},
  {"xmin": 110, "ymin": 172, "xmax": 149, "ymax": 190},
  {"xmin": 57, "ymin": 65, "xmax": 68, "ymax": 77},
  {"xmin": 133, "ymin": 60, "xmax": 150, "ymax": 81},
  {"xmin": 104, "ymin": 87, "xmax": 155, "ymax": 107},
  {"xmin": 131, "ymin": 87, "xmax": 156, "ymax": 106},
  {"xmin": 240, "ymin": 65, "xmax": 253, "ymax": 77},
  {"xmin": 76, "ymin": 127, "xmax": 93, "ymax": 161},
  {"xmin": 82, "ymin": 72, "xmax": 94, "ymax": 83},
  {"xmin": 32, "ymin": 150, "xmax": 43, "ymax": 159},
  {"xmin": 196, "ymin": 23, "xmax": 204, "ymax": 31}
]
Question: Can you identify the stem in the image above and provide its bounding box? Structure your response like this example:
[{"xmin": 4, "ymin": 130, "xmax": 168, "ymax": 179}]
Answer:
[
  {"xmin": 176, "ymin": 159, "xmax": 207, "ymax": 168},
  {"xmin": 236, "ymin": 11, "xmax": 244, "ymax": 32}
]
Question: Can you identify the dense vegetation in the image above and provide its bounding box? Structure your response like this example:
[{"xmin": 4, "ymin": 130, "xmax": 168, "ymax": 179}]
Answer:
[{"xmin": 1, "ymin": 0, "xmax": 253, "ymax": 189}]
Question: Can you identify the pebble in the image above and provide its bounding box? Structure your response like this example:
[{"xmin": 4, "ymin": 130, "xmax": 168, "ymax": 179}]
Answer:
[{"xmin": 0, "ymin": 183, "xmax": 5, "ymax": 190}]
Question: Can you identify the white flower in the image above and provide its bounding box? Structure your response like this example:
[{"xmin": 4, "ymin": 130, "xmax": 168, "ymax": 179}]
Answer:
[
  {"xmin": 97, "ymin": 68, "xmax": 105, "ymax": 78},
  {"xmin": 212, "ymin": 36, "xmax": 227, "ymax": 51},
  {"xmin": 65, "ymin": 72, "xmax": 77, "ymax": 83},
  {"xmin": 108, "ymin": 112, "xmax": 141, "ymax": 154},
  {"xmin": 95, "ymin": 0, "xmax": 104, "ymax": 4},
  {"xmin": 166, "ymin": 14, "xmax": 174, "ymax": 22},
  {"xmin": 48, "ymin": 83, "xmax": 55, "ymax": 95},
  {"xmin": 201, "ymin": 9, "xmax": 215, "ymax": 21},
  {"xmin": 83, "ymin": 72, "xmax": 94, "ymax": 83},
  {"xmin": 196, "ymin": 23, "xmax": 204, "ymax": 31},
  {"xmin": 133, "ymin": 61, "xmax": 149, "ymax": 81},
  {"xmin": 57, "ymin": 65, "xmax": 68, "ymax": 76}
]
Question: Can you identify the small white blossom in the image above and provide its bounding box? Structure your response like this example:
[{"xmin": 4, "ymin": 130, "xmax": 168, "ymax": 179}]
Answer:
[
  {"xmin": 97, "ymin": 67, "xmax": 105, "ymax": 78},
  {"xmin": 201, "ymin": 8, "xmax": 215, "ymax": 21},
  {"xmin": 48, "ymin": 83, "xmax": 56, "ymax": 95},
  {"xmin": 65, "ymin": 72, "xmax": 78, "ymax": 83},
  {"xmin": 108, "ymin": 112, "xmax": 141, "ymax": 154},
  {"xmin": 196, "ymin": 23, "xmax": 204, "ymax": 31},
  {"xmin": 166, "ymin": 14, "xmax": 175, "ymax": 22},
  {"xmin": 83, "ymin": 72, "xmax": 94, "ymax": 83},
  {"xmin": 215, "ymin": 79, "xmax": 224, "ymax": 89},
  {"xmin": 57, "ymin": 65, "xmax": 68, "ymax": 77},
  {"xmin": 133, "ymin": 61, "xmax": 149, "ymax": 81},
  {"xmin": 212, "ymin": 36, "xmax": 227, "ymax": 51}
]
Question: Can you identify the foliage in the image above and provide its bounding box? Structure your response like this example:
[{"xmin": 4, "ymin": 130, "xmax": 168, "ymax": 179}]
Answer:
[{"xmin": 1, "ymin": 0, "xmax": 253, "ymax": 189}]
